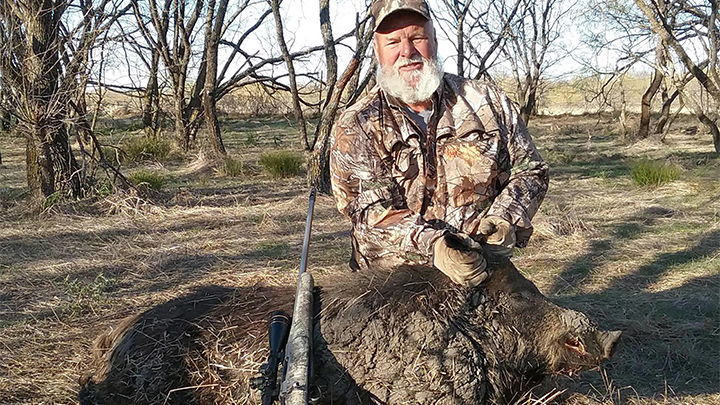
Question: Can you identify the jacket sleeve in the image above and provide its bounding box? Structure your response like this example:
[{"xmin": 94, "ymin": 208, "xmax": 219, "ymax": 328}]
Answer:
[
  {"xmin": 485, "ymin": 88, "xmax": 549, "ymax": 246},
  {"xmin": 330, "ymin": 114, "xmax": 445, "ymax": 262}
]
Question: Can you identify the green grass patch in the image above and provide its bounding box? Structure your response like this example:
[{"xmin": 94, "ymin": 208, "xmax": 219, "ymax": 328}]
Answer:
[
  {"xmin": 218, "ymin": 156, "xmax": 244, "ymax": 177},
  {"xmin": 542, "ymin": 148, "xmax": 576, "ymax": 165},
  {"xmin": 259, "ymin": 150, "xmax": 304, "ymax": 178},
  {"xmin": 124, "ymin": 137, "xmax": 171, "ymax": 162},
  {"xmin": 631, "ymin": 159, "xmax": 682, "ymax": 187},
  {"xmin": 41, "ymin": 191, "xmax": 63, "ymax": 211},
  {"xmin": 92, "ymin": 178, "xmax": 115, "ymax": 197},
  {"xmin": 129, "ymin": 170, "xmax": 166, "ymax": 190},
  {"xmin": 61, "ymin": 272, "xmax": 114, "ymax": 316}
]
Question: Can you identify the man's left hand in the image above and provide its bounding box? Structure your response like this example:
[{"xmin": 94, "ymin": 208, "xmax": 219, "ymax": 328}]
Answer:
[{"xmin": 477, "ymin": 216, "xmax": 516, "ymax": 257}]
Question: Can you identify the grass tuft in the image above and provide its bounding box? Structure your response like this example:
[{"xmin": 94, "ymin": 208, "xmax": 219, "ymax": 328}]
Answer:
[
  {"xmin": 41, "ymin": 191, "xmax": 63, "ymax": 211},
  {"xmin": 129, "ymin": 170, "xmax": 165, "ymax": 190},
  {"xmin": 630, "ymin": 159, "xmax": 681, "ymax": 187},
  {"xmin": 259, "ymin": 150, "xmax": 303, "ymax": 178},
  {"xmin": 218, "ymin": 156, "xmax": 244, "ymax": 177},
  {"xmin": 124, "ymin": 137, "xmax": 171, "ymax": 162}
]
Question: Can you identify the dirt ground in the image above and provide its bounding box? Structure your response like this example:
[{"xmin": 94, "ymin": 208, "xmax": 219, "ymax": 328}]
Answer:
[{"xmin": 0, "ymin": 114, "xmax": 718, "ymax": 404}]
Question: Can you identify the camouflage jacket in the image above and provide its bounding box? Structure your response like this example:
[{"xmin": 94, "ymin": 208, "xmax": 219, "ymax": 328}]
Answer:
[{"xmin": 330, "ymin": 73, "xmax": 549, "ymax": 270}]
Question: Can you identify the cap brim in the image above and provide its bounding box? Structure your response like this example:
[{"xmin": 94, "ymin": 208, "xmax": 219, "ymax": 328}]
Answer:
[{"xmin": 374, "ymin": 8, "xmax": 430, "ymax": 31}]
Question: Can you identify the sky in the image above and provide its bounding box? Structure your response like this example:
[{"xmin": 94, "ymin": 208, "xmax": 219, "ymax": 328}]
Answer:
[{"xmin": 97, "ymin": 0, "xmax": 627, "ymax": 91}]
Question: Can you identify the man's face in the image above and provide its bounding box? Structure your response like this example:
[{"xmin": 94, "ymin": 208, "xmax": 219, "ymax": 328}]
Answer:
[
  {"xmin": 374, "ymin": 11, "xmax": 436, "ymax": 86},
  {"xmin": 373, "ymin": 11, "xmax": 442, "ymax": 106}
]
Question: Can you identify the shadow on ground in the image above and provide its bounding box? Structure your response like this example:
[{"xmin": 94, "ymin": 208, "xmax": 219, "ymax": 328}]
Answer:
[{"xmin": 549, "ymin": 220, "xmax": 719, "ymax": 400}]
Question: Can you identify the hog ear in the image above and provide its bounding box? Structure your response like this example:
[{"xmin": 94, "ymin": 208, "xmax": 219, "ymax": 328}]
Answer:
[{"xmin": 601, "ymin": 330, "xmax": 622, "ymax": 359}]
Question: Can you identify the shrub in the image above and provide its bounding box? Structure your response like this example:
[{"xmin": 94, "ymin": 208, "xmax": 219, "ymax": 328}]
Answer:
[
  {"xmin": 218, "ymin": 156, "xmax": 244, "ymax": 177},
  {"xmin": 259, "ymin": 150, "xmax": 303, "ymax": 178},
  {"xmin": 129, "ymin": 170, "xmax": 165, "ymax": 191},
  {"xmin": 631, "ymin": 159, "xmax": 681, "ymax": 187},
  {"xmin": 124, "ymin": 137, "xmax": 171, "ymax": 162}
]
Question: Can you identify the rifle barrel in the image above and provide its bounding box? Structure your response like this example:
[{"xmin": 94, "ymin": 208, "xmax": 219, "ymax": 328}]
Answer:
[
  {"xmin": 281, "ymin": 188, "xmax": 317, "ymax": 405},
  {"xmin": 297, "ymin": 188, "xmax": 316, "ymax": 278}
]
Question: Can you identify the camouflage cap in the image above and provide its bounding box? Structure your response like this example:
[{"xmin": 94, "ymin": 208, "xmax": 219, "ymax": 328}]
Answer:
[{"xmin": 371, "ymin": 0, "xmax": 431, "ymax": 31}]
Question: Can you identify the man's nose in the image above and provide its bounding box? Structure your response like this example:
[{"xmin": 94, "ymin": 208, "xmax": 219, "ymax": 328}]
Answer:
[{"xmin": 399, "ymin": 39, "xmax": 417, "ymax": 58}]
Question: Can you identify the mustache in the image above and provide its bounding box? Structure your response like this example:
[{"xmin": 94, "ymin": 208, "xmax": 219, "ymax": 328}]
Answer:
[{"xmin": 394, "ymin": 55, "xmax": 425, "ymax": 69}]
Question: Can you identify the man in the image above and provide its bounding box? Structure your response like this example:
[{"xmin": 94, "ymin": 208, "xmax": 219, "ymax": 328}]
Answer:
[{"xmin": 329, "ymin": 0, "xmax": 548, "ymax": 287}]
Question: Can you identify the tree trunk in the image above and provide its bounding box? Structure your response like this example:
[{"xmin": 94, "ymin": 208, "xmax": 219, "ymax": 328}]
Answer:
[
  {"xmin": 308, "ymin": 57, "xmax": 363, "ymax": 193},
  {"xmin": 270, "ymin": 0, "xmax": 309, "ymax": 150},
  {"xmin": 519, "ymin": 88, "xmax": 536, "ymax": 124},
  {"xmin": 699, "ymin": 114, "xmax": 720, "ymax": 154},
  {"xmin": 457, "ymin": 10, "xmax": 465, "ymax": 77},
  {"xmin": 654, "ymin": 89, "xmax": 679, "ymax": 135},
  {"xmin": 142, "ymin": 51, "xmax": 161, "ymax": 139},
  {"xmin": 174, "ymin": 87, "xmax": 190, "ymax": 151},
  {"xmin": 619, "ymin": 82, "xmax": 628, "ymax": 138},
  {"xmin": 0, "ymin": 104, "xmax": 10, "ymax": 131},
  {"xmin": 319, "ymin": 0, "xmax": 338, "ymax": 110},
  {"xmin": 201, "ymin": 0, "xmax": 228, "ymax": 158},
  {"xmin": 25, "ymin": 133, "xmax": 53, "ymax": 203},
  {"xmin": 308, "ymin": 19, "xmax": 372, "ymax": 193},
  {"xmin": 518, "ymin": 75, "xmax": 536, "ymax": 124},
  {"xmin": 638, "ymin": 39, "xmax": 665, "ymax": 139},
  {"xmin": 17, "ymin": 0, "xmax": 86, "ymax": 204}
]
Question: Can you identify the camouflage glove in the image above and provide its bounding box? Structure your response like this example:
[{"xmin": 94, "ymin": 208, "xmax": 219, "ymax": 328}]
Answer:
[
  {"xmin": 433, "ymin": 233, "xmax": 488, "ymax": 288},
  {"xmin": 477, "ymin": 216, "xmax": 516, "ymax": 257}
]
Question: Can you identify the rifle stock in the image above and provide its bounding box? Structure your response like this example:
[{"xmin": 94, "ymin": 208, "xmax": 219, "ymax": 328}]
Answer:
[{"xmin": 280, "ymin": 272, "xmax": 314, "ymax": 405}]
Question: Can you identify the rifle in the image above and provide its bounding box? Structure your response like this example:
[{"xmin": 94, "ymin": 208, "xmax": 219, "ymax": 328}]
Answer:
[{"xmin": 250, "ymin": 189, "xmax": 317, "ymax": 405}]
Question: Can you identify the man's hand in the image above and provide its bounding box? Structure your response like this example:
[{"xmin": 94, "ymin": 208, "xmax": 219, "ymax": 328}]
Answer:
[
  {"xmin": 477, "ymin": 216, "xmax": 516, "ymax": 257},
  {"xmin": 433, "ymin": 233, "xmax": 488, "ymax": 288}
]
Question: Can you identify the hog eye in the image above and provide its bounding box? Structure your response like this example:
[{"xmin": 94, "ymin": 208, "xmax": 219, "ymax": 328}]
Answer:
[{"xmin": 566, "ymin": 337, "xmax": 581, "ymax": 347}]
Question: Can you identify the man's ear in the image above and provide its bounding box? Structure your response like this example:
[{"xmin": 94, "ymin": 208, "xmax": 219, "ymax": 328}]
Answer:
[{"xmin": 372, "ymin": 36, "xmax": 379, "ymax": 60}]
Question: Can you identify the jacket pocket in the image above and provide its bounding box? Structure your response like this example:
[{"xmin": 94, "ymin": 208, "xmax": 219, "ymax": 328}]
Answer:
[{"xmin": 441, "ymin": 137, "xmax": 497, "ymax": 207}]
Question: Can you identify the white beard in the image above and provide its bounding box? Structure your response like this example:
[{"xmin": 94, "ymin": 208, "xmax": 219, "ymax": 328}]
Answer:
[{"xmin": 376, "ymin": 54, "xmax": 443, "ymax": 105}]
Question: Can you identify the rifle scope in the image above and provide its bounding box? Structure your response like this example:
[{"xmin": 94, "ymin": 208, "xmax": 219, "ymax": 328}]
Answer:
[{"xmin": 249, "ymin": 310, "xmax": 291, "ymax": 405}]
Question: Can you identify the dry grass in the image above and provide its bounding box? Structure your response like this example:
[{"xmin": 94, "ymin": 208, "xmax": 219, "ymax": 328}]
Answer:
[{"xmin": 0, "ymin": 114, "xmax": 718, "ymax": 404}]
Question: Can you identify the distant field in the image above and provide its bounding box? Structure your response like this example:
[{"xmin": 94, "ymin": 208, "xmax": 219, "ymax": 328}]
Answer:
[{"xmin": 0, "ymin": 113, "xmax": 718, "ymax": 404}]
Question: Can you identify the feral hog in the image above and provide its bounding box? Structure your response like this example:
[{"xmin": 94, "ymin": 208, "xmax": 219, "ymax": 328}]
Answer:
[{"xmin": 79, "ymin": 257, "xmax": 621, "ymax": 405}]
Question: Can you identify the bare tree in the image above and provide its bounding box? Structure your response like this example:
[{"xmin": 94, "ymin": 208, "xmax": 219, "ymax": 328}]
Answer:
[
  {"xmin": 638, "ymin": 37, "xmax": 667, "ymax": 138},
  {"xmin": 270, "ymin": 0, "xmax": 310, "ymax": 150},
  {"xmin": 502, "ymin": 0, "xmax": 574, "ymax": 123},
  {"xmin": 633, "ymin": 0, "xmax": 720, "ymax": 152},
  {"xmin": 200, "ymin": 0, "xmax": 229, "ymax": 157},
  {"xmin": 0, "ymin": 0, "xmax": 128, "ymax": 205},
  {"xmin": 433, "ymin": 0, "xmax": 524, "ymax": 79},
  {"xmin": 130, "ymin": 0, "xmax": 204, "ymax": 151}
]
